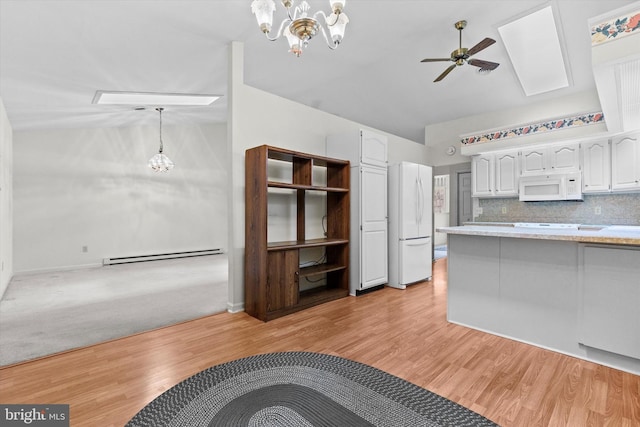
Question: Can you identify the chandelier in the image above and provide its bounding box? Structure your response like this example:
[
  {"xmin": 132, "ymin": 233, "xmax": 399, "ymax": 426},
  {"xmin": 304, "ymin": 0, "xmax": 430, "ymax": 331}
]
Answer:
[
  {"xmin": 251, "ymin": 0, "xmax": 349, "ymax": 57},
  {"xmin": 148, "ymin": 107, "xmax": 175, "ymax": 172}
]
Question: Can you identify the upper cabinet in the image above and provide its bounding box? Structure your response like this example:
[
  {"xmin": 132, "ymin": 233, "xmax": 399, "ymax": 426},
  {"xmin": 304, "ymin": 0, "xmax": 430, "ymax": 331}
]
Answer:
[
  {"xmin": 582, "ymin": 139, "xmax": 610, "ymax": 193},
  {"xmin": 470, "ymin": 130, "xmax": 640, "ymax": 198},
  {"xmin": 520, "ymin": 143, "xmax": 580, "ymax": 175},
  {"xmin": 326, "ymin": 129, "xmax": 387, "ymax": 168},
  {"xmin": 471, "ymin": 154, "xmax": 493, "ymax": 197},
  {"xmin": 471, "ymin": 151, "xmax": 519, "ymax": 198},
  {"xmin": 611, "ymin": 131, "xmax": 640, "ymax": 192},
  {"xmin": 494, "ymin": 151, "xmax": 520, "ymax": 196}
]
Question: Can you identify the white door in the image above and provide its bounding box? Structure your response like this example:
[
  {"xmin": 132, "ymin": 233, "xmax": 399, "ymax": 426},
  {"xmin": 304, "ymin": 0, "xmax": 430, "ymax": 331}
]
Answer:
[
  {"xmin": 399, "ymin": 237, "xmax": 432, "ymax": 285},
  {"xmin": 399, "ymin": 162, "xmax": 420, "ymax": 239},
  {"xmin": 361, "ymin": 165, "xmax": 388, "ymax": 288}
]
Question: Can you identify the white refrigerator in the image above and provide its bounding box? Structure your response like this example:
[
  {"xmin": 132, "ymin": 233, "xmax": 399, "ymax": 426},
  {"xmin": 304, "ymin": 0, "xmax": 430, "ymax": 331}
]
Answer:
[{"xmin": 388, "ymin": 162, "xmax": 433, "ymax": 289}]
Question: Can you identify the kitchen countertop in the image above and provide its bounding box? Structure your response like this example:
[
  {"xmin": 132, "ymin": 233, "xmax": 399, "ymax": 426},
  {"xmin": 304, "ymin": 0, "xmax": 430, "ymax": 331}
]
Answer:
[{"xmin": 437, "ymin": 223, "xmax": 640, "ymax": 246}]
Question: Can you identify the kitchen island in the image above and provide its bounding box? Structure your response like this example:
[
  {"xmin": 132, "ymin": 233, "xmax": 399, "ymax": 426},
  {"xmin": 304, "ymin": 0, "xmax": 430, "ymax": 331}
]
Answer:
[{"xmin": 437, "ymin": 223, "xmax": 640, "ymax": 375}]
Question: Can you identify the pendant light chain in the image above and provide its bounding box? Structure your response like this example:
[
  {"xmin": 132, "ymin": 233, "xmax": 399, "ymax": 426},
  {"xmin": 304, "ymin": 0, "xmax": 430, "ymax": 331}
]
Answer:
[{"xmin": 157, "ymin": 107, "xmax": 164, "ymax": 154}]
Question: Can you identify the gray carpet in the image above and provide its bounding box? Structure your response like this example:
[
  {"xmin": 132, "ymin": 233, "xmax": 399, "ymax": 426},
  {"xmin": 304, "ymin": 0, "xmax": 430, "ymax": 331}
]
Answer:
[
  {"xmin": 127, "ymin": 352, "xmax": 499, "ymax": 427},
  {"xmin": 0, "ymin": 255, "xmax": 228, "ymax": 366}
]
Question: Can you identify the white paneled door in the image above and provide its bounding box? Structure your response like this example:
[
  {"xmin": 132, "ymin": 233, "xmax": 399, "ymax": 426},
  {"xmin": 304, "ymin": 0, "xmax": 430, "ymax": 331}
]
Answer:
[{"xmin": 361, "ymin": 164, "xmax": 388, "ymax": 289}]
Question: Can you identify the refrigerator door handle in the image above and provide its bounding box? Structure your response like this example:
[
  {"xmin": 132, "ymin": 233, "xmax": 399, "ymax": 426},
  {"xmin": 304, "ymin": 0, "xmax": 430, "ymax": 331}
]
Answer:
[
  {"xmin": 418, "ymin": 177, "xmax": 424, "ymax": 225},
  {"xmin": 415, "ymin": 177, "xmax": 420, "ymax": 224},
  {"xmin": 404, "ymin": 237, "xmax": 430, "ymax": 246}
]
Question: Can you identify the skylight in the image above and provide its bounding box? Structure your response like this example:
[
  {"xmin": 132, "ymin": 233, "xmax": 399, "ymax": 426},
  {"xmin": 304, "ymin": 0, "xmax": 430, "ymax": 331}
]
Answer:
[
  {"xmin": 498, "ymin": 5, "xmax": 570, "ymax": 96},
  {"xmin": 92, "ymin": 91, "xmax": 221, "ymax": 106}
]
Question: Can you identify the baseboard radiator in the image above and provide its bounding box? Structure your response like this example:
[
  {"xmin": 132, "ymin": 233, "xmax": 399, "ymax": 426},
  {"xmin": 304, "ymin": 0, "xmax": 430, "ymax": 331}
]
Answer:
[{"xmin": 102, "ymin": 249, "xmax": 223, "ymax": 266}]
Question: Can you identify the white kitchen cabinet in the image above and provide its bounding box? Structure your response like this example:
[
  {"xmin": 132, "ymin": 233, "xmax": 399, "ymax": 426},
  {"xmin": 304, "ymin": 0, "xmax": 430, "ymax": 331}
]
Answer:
[
  {"xmin": 325, "ymin": 129, "xmax": 387, "ymax": 168},
  {"xmin": 494, "ymin": 151, "xmax": 519, "ymax": 196},
  {"xmin": 520, "ymin": 143, "xmax": 580, "ymax": 175},
  {"xmin": 582, "ymin": 139, "xmax": 610, "ymax": 193},
  {"xmin": 549, "ymin": 144, "xmax": 580, "ymax": 173},
  {"xmin": 471, "ymin": 151, "xmax": 518, "ymax": 197},
  {"xmin": 471, "ymin": 155, "xmax": 493, "ymax": 197},
  {"xmin": 611, "ymin": 131, "xmax": 640, "ymax": 191},
  {"xmin": 579, "ymin": 245, "xmax": 640, "ymax": 360},
  {"xmin": 520, "ymin": 147, "xmax": 546, "ymax": 175},
  {"xmin": 327, "ymin": 130, "xmax": 388, "ymax": 294}
]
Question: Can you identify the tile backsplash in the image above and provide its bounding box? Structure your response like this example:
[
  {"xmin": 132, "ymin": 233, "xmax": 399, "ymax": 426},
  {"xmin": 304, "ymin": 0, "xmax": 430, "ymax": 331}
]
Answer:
[{"xmin": 475, "ymin": 193, "xmax": 640, "ymax": 225}]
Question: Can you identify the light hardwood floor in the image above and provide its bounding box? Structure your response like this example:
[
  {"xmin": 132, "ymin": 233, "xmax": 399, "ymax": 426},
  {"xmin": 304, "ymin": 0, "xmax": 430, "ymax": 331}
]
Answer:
[{"xmin": 1, "ymin": 259, "xmax": 638, "ymax": 426}]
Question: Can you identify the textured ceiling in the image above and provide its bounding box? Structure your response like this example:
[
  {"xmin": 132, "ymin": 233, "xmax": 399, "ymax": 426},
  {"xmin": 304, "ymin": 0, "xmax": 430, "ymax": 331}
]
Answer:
[{"xmin": 0, "ymin": 0, "xmax": 630, "ymax": 143}]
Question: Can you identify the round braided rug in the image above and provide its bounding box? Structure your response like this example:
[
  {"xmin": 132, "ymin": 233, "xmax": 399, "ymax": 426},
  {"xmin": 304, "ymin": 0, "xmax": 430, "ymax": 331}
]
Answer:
[{"xmin": 126, "ymin": 351, "xmax": 498, "ymax": 427}]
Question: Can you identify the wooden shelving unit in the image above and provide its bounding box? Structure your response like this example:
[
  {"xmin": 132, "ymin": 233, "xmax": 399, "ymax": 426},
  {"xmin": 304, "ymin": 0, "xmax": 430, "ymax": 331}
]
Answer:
[{"xmin": 245, "ymin": 145, "xmax": 350, "ymax": 321}]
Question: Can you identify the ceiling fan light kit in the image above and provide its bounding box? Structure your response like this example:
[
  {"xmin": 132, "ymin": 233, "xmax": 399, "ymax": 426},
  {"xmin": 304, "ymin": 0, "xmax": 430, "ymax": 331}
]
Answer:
[
  {"xmin": 421, "ymin": 20, "xmax": 500, "ymax": 82},
  {"xmin": 251, "ymin": 0, "xmax": 349, "ymax": 57}
]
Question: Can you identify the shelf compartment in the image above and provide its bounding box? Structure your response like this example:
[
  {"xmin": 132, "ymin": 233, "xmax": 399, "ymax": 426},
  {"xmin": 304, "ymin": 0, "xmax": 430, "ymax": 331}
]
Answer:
[
  {"xmin": 299, "ymin": 263, "xmax": 346, "ymax": 278},
  {"xmin": 267, "ymin": 238, "xmax": 348, "ymax": 251},
  {"xmin": 265, "ymin": 287, "xmax": 349, "ymax": 321},
  {"xmin": 267, "ymin": 181, "xmax": 349, "ymax": 192},
  {"xmin": 299, "ymin": 286, "xmax": 349, "ymax": 307},
  {"xmin": 265, "ymin": 146, "xmax": 350, "ymax": 168}
]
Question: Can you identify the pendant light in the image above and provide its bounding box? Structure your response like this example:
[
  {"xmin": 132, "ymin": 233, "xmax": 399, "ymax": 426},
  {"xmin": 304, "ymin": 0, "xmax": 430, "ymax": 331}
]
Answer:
[{"xmin": 148, "ymin": 107, "xmax": 174, "ymax": 172}]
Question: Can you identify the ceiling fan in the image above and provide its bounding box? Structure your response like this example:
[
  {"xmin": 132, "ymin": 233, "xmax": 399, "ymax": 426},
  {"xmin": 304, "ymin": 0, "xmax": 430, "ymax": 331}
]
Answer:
[{"xmin": 421, "ymin": 20, "xmax": 499, "ymax": 82}]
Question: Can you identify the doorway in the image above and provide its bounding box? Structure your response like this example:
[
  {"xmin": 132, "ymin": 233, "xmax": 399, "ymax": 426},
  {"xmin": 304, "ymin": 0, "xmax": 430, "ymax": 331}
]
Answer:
[{"xmin": 457, "ymin": 172, "xmax": 472, "ymax": 225}]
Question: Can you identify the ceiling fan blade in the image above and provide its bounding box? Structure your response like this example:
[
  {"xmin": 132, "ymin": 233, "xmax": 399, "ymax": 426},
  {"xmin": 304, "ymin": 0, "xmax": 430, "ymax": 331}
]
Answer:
[
  {"xmin": 467, "ymin": 59, "xmax": 500, "ymax": 70},
  {"xmin": 434, "ymin": 64, "xmax": 457, "ymax": 82},
  {"xmin": 420, "ymin": 58, "xmax": 452, "ymax": 63},
  {"xmin": 467, "ymin": 37, "xmax": 496, "ymax": 57}
]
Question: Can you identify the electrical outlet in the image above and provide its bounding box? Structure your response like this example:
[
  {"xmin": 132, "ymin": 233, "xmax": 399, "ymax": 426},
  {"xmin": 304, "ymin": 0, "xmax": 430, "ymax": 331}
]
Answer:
[
  {"xmin": 82, "ymin": 246, "xmax": 88, "ymax": 253},
  {"xmin": 594, "ymin": 206, "xmax": 601, "ymax": 215},
  {"xmin": 502, "ymin": 206, "xmax": 507, "ymax": 214}
]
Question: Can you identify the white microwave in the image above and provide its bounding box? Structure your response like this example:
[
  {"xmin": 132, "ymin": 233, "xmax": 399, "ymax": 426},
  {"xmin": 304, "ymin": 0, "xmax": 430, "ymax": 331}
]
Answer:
[{"xmin": 519, "ymin": 172, "xmax": 583, "ymax": 202}]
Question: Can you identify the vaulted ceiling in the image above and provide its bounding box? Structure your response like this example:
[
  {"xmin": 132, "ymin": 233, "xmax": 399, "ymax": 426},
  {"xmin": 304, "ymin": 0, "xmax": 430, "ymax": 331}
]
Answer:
[{"xmin": 0, "ymin": 0, "xmax": 629, "ymax": 143}]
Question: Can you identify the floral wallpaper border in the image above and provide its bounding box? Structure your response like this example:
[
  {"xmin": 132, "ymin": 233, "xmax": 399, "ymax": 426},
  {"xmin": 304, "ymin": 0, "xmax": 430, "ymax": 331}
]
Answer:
[
  {"xmin": 591, "ymin": 9, "xmax": 640, "ymax": 45},
  {"xmin": 460, "ymin": 112, "xmax": 604, "ymax": 146}
]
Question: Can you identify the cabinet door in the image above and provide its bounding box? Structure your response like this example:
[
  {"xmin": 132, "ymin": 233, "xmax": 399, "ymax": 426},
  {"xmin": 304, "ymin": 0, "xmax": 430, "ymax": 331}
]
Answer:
[
  {"xmin": 471, "ymin": 155, "xmax": 493, "ymax": 197},
  {"xmin": 582, "ymin": 140, "xmax": 610, "ymax": 193},
  {"xmin": 580, "ymin": 246, "xmax": 640, "ymax": 359},
  {"xmin": 267, "ymin": 250, "xmax": 299, "ymax": 311},
  {"xmin": 494, "ymin": 152, "xmax": 519, "ymax": 196},
  {"xmin": 611, "ymin": 133, "xmax": 640, "ymax": 191},
  {"xmin": 520, "ymin": 148, "xmax": 547, "ymax": 175},
  {"xmin": 361, "ymin": 165, "xmax": 388, "ymax": 288},
  {"xmin": 549, "ymin": 144, "xmax": 580, "ymax": 173},
  {"xmin": 360, "ymin": 130, "xmax": 388, "ymax": 168}
]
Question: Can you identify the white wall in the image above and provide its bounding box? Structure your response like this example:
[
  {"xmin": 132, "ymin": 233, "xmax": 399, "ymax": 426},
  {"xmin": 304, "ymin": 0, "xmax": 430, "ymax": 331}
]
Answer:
[
  {"xmin": 0, "ymin": 97, "xmax": 13, "ymax": 297},
  {"xmin": 227, "ymin": 42, "xmax": 428, "ymax": 311},
  {"xmin": 425, "ymin": 90, "xmax": 607, "ymax": 161},
  {"xmin": 13, "ymin": 123, "xmax": 227, "ymax": 273}
]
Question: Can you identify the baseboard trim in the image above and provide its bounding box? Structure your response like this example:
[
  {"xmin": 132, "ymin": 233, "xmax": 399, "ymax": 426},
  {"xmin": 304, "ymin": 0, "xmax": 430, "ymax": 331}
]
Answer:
[{"xmin": 227, "ymin": 301, "xmax": 245, "ymax": 313}]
